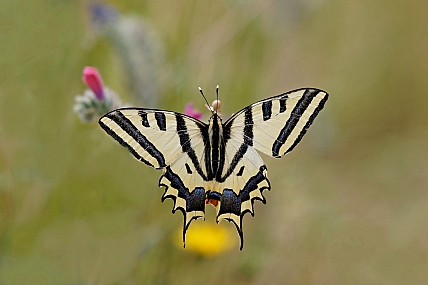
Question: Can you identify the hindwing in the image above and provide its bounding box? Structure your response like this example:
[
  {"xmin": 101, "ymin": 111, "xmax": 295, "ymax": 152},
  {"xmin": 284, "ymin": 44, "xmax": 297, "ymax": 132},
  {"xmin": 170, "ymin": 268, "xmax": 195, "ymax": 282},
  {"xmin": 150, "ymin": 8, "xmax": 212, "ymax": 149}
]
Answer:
[{"xmin": 213, "ymin": 137, "xmax": 271, "ymax": 249}]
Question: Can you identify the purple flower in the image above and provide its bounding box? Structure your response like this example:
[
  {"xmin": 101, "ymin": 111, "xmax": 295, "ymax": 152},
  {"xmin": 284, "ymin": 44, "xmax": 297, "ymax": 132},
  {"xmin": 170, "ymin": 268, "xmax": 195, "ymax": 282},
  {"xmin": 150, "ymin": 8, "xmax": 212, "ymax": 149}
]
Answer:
[
  {"xmin": 89, "ymin": 3, "xmax": 118, "ymax": 27},
  {"xmin": 82, "ymin": 66, "xmax": 104, "ymax": 100},
  {"xmin": 184, "ymin": 103, "xmax": 203, "ymax": 120}
]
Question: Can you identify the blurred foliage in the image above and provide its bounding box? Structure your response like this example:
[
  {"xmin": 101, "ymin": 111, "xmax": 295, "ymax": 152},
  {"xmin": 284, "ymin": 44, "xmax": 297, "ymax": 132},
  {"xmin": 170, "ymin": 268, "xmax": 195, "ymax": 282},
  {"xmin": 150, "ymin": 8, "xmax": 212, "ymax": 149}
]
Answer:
[{"xmin": 1, "ymin": 0, "xmax": 428, "ymax": 284}]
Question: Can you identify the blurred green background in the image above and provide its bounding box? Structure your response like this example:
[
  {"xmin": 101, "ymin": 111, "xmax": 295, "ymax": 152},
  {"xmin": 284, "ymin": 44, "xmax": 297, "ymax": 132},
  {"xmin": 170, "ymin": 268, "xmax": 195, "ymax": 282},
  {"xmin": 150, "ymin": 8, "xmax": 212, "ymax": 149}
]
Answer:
[{"xmin": 1, "ymin": 0, "xmax": 428, "ymax": 284}]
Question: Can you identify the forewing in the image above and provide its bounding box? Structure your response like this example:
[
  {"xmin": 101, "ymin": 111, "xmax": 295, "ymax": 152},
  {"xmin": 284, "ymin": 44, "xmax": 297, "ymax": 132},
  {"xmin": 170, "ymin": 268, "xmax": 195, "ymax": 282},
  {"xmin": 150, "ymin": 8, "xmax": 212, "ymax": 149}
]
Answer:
[
  {"xmin": 224, "ymin": 88, "xmax": 329, "ymax": 158},
  {"xmin": 99, "ymin": 108, "xmax": 207, "ymax": 169}
]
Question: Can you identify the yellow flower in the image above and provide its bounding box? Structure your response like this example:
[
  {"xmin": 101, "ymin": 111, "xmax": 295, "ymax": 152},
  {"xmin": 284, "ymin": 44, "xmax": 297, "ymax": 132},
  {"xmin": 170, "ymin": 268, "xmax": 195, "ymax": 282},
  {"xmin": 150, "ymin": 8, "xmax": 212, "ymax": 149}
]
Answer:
[{"xmin": 174, "ymin": 221, "xmax": 234, "ymax": 256}]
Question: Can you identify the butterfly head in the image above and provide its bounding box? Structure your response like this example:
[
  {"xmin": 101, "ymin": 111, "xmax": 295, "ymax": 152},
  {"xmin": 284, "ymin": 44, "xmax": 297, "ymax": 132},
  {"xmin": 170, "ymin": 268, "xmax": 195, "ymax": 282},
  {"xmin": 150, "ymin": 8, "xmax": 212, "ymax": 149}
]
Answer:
[{"xmin": 199, "ymin": 85, "xmax": 222, "ymax": 119}]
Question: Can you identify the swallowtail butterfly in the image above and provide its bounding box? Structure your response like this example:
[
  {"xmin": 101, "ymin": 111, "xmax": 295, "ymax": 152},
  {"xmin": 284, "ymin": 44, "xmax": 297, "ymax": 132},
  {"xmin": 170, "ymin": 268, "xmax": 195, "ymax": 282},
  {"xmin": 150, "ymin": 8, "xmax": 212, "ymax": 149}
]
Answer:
[{"xmin": 99, "ymin": 87, "xmax": 328, "ymax": 249}]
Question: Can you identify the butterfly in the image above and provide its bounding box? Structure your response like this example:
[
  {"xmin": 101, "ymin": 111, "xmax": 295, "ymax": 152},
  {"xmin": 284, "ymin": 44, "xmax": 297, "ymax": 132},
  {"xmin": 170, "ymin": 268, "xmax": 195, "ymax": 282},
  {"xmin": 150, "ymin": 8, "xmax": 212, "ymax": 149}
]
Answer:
[{"xmin": 99, "ymin": 87, "xmax": 328, "ymax": 249}]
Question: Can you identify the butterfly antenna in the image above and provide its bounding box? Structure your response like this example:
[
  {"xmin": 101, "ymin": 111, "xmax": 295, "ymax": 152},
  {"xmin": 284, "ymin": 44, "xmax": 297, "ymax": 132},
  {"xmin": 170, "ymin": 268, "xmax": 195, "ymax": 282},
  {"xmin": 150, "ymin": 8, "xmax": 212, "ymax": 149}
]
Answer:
[
  {"xmin": 215, "ymin": 85, "xmax": 219, "ymax": 115},
  {"xmin": 198, "ymin": 86, "xmax": 213, "ymax": 114}
]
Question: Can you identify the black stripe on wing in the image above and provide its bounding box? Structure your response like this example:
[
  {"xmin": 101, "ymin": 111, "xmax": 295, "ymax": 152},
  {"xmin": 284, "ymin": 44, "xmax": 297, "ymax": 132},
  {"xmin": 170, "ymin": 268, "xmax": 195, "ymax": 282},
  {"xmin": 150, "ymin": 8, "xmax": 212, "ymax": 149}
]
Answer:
[
  {"xmin": 262, "ymin": 101, "xmax": 272, "ymax": 121},
  {"xmin": 99, "ymin": 120, "xmax": 154, "ymax": 167},
  {"xmin": 176, "ymin": 114, "xmax": 209, "ymax": 181},
  {"xmin": 283, "ymin": 93, "xmax": 328, "ymax": 154},
  {"xmin": 279, "ymin": 96, "xmax": 287, "ymax": 113},
  {"xmin": 139, "ymin": 111, "xmax": 150, "ymax": 127},
  {"xmin": 217, "ymin": 108, "xmax": 254, "ymax": 182},
  {"xmin": 272, "ymin": 89, "xmax": 328, "ymax": 156},
  {"xmin": 101, "ymin": 110, "xmax": 166, "ymax": 168},
  {"xmin": 154, "ymin": 112, "xmax": 167, "ymax": 131}
]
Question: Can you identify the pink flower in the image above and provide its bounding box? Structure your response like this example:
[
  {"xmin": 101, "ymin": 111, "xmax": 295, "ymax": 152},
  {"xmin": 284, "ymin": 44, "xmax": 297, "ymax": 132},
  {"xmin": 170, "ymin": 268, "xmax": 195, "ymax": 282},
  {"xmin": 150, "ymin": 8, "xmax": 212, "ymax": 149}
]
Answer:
[
  {"xmin": 184, "ymin": 103, "xmax": 203, "ymax": 120},
  {"xmin": 82, "ymin": 66, "xmax": 104, "ymax": 100}
]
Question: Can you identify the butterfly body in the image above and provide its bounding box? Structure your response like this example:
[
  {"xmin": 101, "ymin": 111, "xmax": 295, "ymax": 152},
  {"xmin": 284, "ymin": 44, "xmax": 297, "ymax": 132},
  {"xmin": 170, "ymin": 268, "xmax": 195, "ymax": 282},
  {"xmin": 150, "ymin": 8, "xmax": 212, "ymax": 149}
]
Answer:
[{"xmin": 99, "ymin": 88, "xmax": 328, "ymax": 249}]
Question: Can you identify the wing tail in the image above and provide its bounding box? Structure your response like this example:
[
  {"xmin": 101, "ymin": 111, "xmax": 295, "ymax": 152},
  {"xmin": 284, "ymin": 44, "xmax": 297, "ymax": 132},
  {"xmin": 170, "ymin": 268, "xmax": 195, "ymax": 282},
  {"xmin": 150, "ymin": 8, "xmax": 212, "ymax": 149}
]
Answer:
[
  {"xmin": 159, "ymin": 166, "xmax": 206, "ymax": 247},
  {"xmin": 215, "ymin": 165, "xmax": 270, "ymax": 250}
]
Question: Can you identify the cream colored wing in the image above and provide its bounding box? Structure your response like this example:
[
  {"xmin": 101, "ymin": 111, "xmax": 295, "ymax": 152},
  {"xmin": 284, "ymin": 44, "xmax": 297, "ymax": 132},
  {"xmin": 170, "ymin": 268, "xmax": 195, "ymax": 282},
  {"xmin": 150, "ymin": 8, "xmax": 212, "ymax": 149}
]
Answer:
[
  {"xmin": 99, "ymin": 108, "xmax": 210, "ymax": 245},
  {"xmin": 159, "ymin": 135, "xmax": 209, "ymax": 244},
  {"xmin": 212, "ymin": 136, "xmax": 270, "ymax": 250},
  {"xmin": 214, "ymin": 88, "xmax": 328, "ymax": 249},
  {"xmin": 99, "ymin": 108, "xmax": 206, "ymax": 169},
  {"xmin": 224, "ymin": 88, "xmax": 329, "ymax": 158}
]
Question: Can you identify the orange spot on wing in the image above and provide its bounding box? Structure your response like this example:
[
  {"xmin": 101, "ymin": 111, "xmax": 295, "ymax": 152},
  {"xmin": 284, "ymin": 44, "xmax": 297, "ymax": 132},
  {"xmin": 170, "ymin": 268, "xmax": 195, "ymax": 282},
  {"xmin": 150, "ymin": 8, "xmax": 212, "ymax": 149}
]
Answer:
[{"xmin": 206, "ymin": 198, "xmax": 219, "ymax": 207}]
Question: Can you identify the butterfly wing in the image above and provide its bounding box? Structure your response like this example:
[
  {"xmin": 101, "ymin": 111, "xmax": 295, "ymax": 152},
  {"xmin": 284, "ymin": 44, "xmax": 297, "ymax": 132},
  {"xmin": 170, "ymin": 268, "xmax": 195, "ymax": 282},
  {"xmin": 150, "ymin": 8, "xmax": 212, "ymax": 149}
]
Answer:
[
  {"xmin": 216, "ymin": 88, "xmax": 328, "ymax": 248},
  {"xmin": 99, "ymin": 108, "xmax": 210, "ymax": 244},
  {"xmin": 213, "ymin": 136, "xmax": 270, "ymax": 249},
  {"xmin": 225, "ymin": 88, "xmax": 329, "ymax": 158}
]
